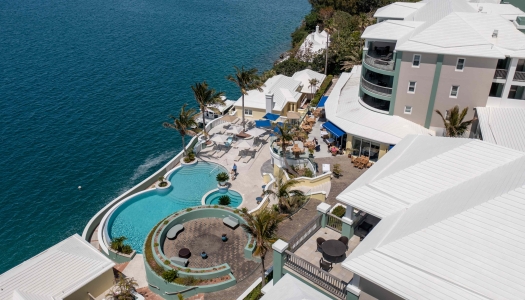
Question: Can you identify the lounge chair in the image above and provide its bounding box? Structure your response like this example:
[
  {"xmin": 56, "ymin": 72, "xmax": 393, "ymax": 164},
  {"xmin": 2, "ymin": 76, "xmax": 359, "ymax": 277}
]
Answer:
[
  {"xmin": 243, "ymin": 155, "xmax": 252, "ymax": 163},
  {"xmin": 319, "ymin": 258, "xmax": 332, "ymax": 272},
  {"xmin": 170, "ymin": 256, "xmax": 188, "ymax": 267},
  {"xmin": 223, "ymin": 216, "xmax": 239, "ymax": 228},
  {"xmin": 214, "ymin": 150, "xmax": 226, "ymax": 158},
  {"xmin": 166, "ymin": 224, "xmax": 184, "ymax": 240},
  {"xmin": 234, "ymin": 154, "xmax": 242, "ymax": 161}
]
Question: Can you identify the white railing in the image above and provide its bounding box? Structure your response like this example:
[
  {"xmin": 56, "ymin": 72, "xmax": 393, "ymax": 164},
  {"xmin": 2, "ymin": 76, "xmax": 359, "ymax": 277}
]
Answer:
[
  {"xmin": 361, "ymin": 77, "xmax": 392, "ymax": 96},
  {"xmin": 364, "ymin": 53, "xmax": 394, "ymax": 71}
]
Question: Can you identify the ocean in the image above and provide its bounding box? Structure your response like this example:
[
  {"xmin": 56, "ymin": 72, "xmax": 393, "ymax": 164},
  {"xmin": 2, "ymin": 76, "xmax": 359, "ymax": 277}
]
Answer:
[{"xmin": 0, "ymin": 0, "xmax": 309, "ymax": 273}]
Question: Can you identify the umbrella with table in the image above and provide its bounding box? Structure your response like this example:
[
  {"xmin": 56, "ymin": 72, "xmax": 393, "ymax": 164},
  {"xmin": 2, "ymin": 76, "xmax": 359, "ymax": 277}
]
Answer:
[{"xmin": 226, "ymin": 125, "xmax": 244, "ymax": 135}]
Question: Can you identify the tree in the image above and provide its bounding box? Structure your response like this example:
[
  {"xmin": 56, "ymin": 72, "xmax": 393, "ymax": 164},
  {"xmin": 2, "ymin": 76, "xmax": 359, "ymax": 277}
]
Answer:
[
  {"xmin": 106, "ymin": 275, "xmax": 138, "ymax": 300},
  {"xmin": 191, "ymin": 81, "xmax": 225, "ymax": 138},
  {"xmin": 110, "ymin": 236, "xmax": 127, "ymax": 253},
  {"xmin": 264, "ymin": 174, "xmax": 306, "ymax": 213},
  {"xmin": 226, "ymin": 66, "xmax": 264, "ymax": 131},
  {"xmin": 308, "ymin": 78, "xmax": 320, "ymax": 100},
  {"xmin": 435, "ymin": 105, "xmax": 475, "ymax": 137},
  {"xmin": 274, "ymin": 121, "xmax": 299, "ymax": 176},
  {"xmin": 240, "ymin": 208, "xmax": 287, "ymax": 288},
  {"xmin": 163, "ymin": 104, "xmax": 198, "ymax": 156},
  {"xmin": 219, "ymin": 195, "xmax": 231, "ymax": 206}
]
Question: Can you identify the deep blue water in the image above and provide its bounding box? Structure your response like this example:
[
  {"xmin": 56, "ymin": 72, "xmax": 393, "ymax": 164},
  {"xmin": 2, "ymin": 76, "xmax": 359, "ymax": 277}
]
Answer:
[{"xmin": 0, "ymin": 0, "xmax": 309, "ymax": 273}]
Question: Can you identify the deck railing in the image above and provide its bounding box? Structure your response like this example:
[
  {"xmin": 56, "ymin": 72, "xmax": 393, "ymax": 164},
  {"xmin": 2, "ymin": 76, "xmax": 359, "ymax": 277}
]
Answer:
[
  {"xmin": 361, "ymin": 77, "xmax": 392, "ymax": 96},
  {"xmin": 364, "ymin": 53, "xmax": 394, "ymax": 71},
  {"xmin": 514, "ymin": 71, "xmax": 525, "ymax": 82},
  {"xmin": 494, "ymin": 69, "xmax": 508, "ymax": 79},
  {"xmin": 326, "ymin": 213, "xmax": 343, "ymax": 232},
  {"xmin": 284, "ymin": 250, "xmax": 347, "ymax": 299},
  {"xmin": 287, "ymin": 214, "xmax": 322, "ymax": 252}
]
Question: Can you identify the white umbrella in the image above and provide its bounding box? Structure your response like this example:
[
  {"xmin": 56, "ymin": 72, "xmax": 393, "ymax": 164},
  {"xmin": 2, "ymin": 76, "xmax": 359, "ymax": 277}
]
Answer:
[
  {"xmin": 210, "ymin": 134, "xmax": 230, "ymax": 143},
  {"xmin": 226, "ymin": 125, "xmax": 244, "ymax": 135},
  {"xmin": 235, "ymin": 139, "xmax": 254, "ymax": 149},
  {"xmin": 245, "ymin": 127, "xmax": 267, "ymax": 137}
]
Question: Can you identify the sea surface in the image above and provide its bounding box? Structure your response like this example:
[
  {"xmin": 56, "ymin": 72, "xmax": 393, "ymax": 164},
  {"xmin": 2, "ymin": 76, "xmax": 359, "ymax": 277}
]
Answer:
[{"xmin": 0, "ymin": 0, "xmax": 309, "ymax": 273}]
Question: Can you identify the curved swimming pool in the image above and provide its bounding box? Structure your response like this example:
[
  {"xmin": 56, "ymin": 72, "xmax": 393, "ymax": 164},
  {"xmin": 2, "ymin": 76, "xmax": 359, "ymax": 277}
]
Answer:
[
  {"xmin": 204, "ymin": 189, "xmax": 243, "ymax": 207},
  {"xmin": 107, "ymin": 161, "xmax": 227, "ymax": 253}
]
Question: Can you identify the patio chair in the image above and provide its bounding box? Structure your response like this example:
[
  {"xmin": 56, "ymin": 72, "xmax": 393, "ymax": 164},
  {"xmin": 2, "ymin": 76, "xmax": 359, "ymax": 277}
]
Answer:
[
  {"xmin": 319, "ymin": 257, "xmax": 333, "ymax": 272},
  {"xmin": 214, "ymin": 150, "xmax": 226, "ymax": 158},
  {"xmin": 338, "ymin": 236, "xmax": 349, "ymax": 249},
  {"xmin": 234, "ymin": 154, "xmax": 242, "ymax": 162},
  {"xmin": 243, "ymin": 154, "xmax": 252, "ymax": 163},
  {"xmin": 316, "ymin": 237, "xmax": 326, "ymax": 252}
]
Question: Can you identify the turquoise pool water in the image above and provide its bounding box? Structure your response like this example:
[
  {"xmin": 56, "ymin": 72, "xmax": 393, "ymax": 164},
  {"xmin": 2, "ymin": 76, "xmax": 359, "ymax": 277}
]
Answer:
[
  {"xmin": 205, "ymin": 190, "xmax": 243, "ymax": 207},
  {"xmin": 108, "ymin": 161, "xmax": 227, "ymax": 253}
]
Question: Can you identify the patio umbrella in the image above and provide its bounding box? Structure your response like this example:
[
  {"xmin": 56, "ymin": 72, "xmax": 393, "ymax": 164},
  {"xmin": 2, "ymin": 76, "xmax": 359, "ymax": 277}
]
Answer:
[
  {"xmin": 235, "ymin": 139, "xmax": 254, "ymax": 149},
  {"xmin": 221, "ymin": 115, "xmax": 238, "ymax": 123},
  {"xmin": 226, "ymin": 125, "xmax": 244, "ymax": 135},
  {"xmin": 210, "ymin": 134, "xmax": 230, "ymax": 143},
  {"xmin": 286, "ymin": 111, "xmax": 301, "ymax": 120},
  {"xmin": 245, "ymin": 127, "xmax": 267, "ymax": 137}
]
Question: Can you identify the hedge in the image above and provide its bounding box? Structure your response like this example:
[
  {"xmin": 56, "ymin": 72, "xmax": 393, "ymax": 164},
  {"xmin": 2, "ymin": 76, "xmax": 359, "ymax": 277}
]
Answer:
[{"xmin": 310, "ymin": 75, "xmax": 333, "ymax": 107}]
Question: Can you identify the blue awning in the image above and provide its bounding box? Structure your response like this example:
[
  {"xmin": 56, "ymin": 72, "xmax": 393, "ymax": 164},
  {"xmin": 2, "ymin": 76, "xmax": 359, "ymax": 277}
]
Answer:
[
  {"xmin": 263, "ymin": 113, "xmax": 280, "ymax": 121},
  {"xmin": 322, "ymin": 122, "xmax": 345, "ymax": 138},
  {"xmin": 317, "ymin": 96, "xmax": 328, "ymax": 107},
  {"xmin": 255, "ymin": 120, "xmax": 272, "ymax": 128}
]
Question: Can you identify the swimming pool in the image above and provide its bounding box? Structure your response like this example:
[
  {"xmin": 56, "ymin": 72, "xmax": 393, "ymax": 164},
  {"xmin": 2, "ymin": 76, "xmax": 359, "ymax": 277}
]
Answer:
[
  {"xmin": 107, "ymin": 161, "xmax": 227, "ymax": 253},
  {"xmin": 204, "ymin": 189, "xmax": 243, "ymax": 207}
]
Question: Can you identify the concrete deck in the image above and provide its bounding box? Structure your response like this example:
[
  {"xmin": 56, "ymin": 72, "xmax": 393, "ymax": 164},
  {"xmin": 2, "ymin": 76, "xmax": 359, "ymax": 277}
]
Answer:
[{"xmin": 122, "ymin": 254, "xmax": 148, "ymax": 288}]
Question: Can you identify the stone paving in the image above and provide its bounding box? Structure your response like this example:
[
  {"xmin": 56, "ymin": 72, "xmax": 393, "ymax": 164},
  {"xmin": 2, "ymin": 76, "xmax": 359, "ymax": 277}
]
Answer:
[{"xmin": 163, "ymin": 218, "xmax": 259, "ymax": 282}]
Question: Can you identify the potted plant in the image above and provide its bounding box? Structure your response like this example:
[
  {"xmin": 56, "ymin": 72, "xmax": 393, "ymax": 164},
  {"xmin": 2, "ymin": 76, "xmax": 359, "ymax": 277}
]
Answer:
[
  {"xmin": 219, "ymin": 195, "xmax": 231, "ymax": 206},
  {"xmin": 333, "ymin": 163, "xmax": 342, "ymax": 178},
  {"xmin": 155, "ymin": 175, "xmax": 171, "ymax": 191},
  {"xmin": 216, "ymin": 172, "xmax": 229, "ymax": 186},
  {"xmin": 158, "ymin": 176, "xmax": 168, "ymax": 187},
  {"xmin": 308, "ymin": 148, "xmax": 314, "ymax": 158}
]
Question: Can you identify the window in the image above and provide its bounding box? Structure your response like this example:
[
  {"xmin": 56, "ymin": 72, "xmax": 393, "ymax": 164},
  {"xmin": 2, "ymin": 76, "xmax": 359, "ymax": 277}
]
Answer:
[
  {"xmin": 450, "ymin": 86, "xmax": 459, "ymax": 98},
  {"xmin": 407, "ymin": 81, "xmax": 416, "ymax": 93},
  {"xmin": 456, "ymin": 58, "xmax": 465, "ymax": 71},
  {"xmin": 244, "ymin": 109, "xmax": 252, "ymax": 116},
  {"xmin": 352, "ymin": 137, "xmax": 381, "ymax": 162},
  {"xmin": 404, "ymin": 105, "xmax": 412, "ymax": 114},
  {"xmin": 412, "ymin": 54, "xmax": 421, "ymax": 67}
]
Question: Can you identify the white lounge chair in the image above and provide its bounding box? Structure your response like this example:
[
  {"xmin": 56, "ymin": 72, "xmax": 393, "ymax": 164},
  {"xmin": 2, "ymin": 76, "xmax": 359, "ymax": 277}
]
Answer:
[
  {"xmin": 234, "ymin": 154, "xmax": 242, "ymax": 161},
  {"xmin": 166, "ymin": 224, "xmax": 184, "ymax": 240},
  {"xmin": 223, "ymin": 216, "xmax": 239, "ymax": 228},
  {"xmin": 214, "ymin": 150, "xmax": 226, "ymax": 158}
]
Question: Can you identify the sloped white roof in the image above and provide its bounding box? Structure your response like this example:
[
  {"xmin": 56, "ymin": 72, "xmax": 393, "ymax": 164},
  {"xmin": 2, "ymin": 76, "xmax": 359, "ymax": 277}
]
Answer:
[
  {"xmin": 337, "ymin": 135, "xmax": 524, "ymax": 218},
  {"xmin": 374, "ymin": 2, "xmax": 426, "ymax": 19},
  {"xmin": 261, "ymin": 274, "xmax": 332, "ymax": 300},
  {"xmin": 299, "ymin": 28, "xmax": 329, "ymax": 55},
  {"xmin": 292, "ymin": 69, "xmax": 326, "ymax": 94},
  {"xmin": 342, "ymin": 136, "xmax": 525, "ymax": 299},
  {"xmin": 0, "ymin": 234, "xmax": 114, "ymax": 300},
  {"xmin": 361, "ymin": 20, "xmax": 422, "ymax": 41},
  {"xmin": 234, "ymin": 75, "xmax": 302, "ymax": 112},
  {"xmin": 469, "ymin": 3, "xmax": 525, "ymax": 20},
  {"xmin": 324, "ymin": 66, "xmax": 434, "ymax": 145},
  {"xmin": 476, "ymin": 107, "xmax": 525, "ymax": 152}
]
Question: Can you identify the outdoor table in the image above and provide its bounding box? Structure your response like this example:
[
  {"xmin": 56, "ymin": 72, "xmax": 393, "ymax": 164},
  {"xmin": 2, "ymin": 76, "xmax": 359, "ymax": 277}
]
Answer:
[
  {"xmin": 179, "ymin": 248, "xmax": 191, "ymax": 259},
  {"xmin": 320, "ymin": 130, "xmax": 329, "ymax": 137},
  {"xmin": 321, "ymin": 240, "xmax": 346, "ymax": 259},
  {"xmin": 306, "ymin": 117, "xmax": 315, "ymax": 124}
]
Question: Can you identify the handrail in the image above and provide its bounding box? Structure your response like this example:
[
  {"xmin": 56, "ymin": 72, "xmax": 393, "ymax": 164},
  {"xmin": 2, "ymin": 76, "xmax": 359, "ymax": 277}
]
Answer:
[
  {"xmin": 149, "ymin": 284, "xmax": 160, "ymax": 289},
  {"xmin": 494, "ymin": 69, "xmax": 508, "ymax": 79},
  {"xmin": 248, "ymin": 173, "xmax": 276, "ymax": 215},
  {"xmin": 287, "ymin": 214, "xmax": 322, "ymax": 252},
  {"xmin": 514, "ymin": 71, "xmax": 525, "ymax": 82},
  {"xmin": 364, "ymin": 53, "xmax": 394, "ymax": 71},
  {"xmin": 284, "ymin": 250, "xmax": 347, "ymax": 299},
  {"xmin": 326, "ymin": 213, "xmax": 343, "ymax": 233},
  {"xmin": 165, "ymin": 287, "xmax": 198, "ymax": 295},
  {"xmin": 361, "ymin": 76, "xmax": 392, "ymax": 96}
]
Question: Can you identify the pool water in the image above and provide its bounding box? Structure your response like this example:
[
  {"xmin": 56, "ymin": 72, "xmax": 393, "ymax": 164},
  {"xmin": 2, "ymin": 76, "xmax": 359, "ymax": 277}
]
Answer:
[
  {"xmin": 205, "ymin": 190, "xmax": 243, "ymax": 207},
  {"xmin": 108, "ymin": 161, "xmax": 227, "ymax": 253}
]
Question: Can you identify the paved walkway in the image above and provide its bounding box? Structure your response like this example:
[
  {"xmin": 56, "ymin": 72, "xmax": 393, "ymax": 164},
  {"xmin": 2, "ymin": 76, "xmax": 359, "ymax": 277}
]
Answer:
[{"xmin": 122, "ymin": 254, "xmax": 148, "ymax": 288}]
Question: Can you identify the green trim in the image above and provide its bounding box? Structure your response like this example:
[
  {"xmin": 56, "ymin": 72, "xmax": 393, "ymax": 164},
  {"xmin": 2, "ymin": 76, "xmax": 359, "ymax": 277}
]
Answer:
[
  {"xmin": 389, "ymin": 51, "xmax": 402, "ymax": 115},
  {"xmin": 360, "ymin": 86, "xmax": 392, "ymax": 101},
  {"xmin": 425, "ymin": 54, "xmax": 444, "ymax": 128},
  {"xmin": 342, "ymin": 222, "xmax": 354, "ymax": 239}
]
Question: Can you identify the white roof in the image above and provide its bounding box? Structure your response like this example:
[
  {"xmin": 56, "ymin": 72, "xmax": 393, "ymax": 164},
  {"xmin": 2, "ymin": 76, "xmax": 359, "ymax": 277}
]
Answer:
[
  {"xmin": 342, "ymin": 136, "xmax": 525, "ymax": 299},
  {"xmin": 0, "ymin": 234, "xmax": 115, "ymax": 300},
  {"xmin": 299, "ymin": 28, "xmax": 329, "ymax": 55},
  {"xmin": 206, "ymin": 98, "xmax": 235, "ymax": 113},
  {"xmin": 291, "ymin": 69, "xmax": 326, "ymax": 94},
  {"xmin": 261, "ymin": 274, "xmax": 332, "ymax": 300},
  {"xmin": 234, "ymin": 75, "xmax": 302, "ymax": 112},
  {"xmin": 369, "ymin": 0, "xmax": 525, "ymax": 59},
  {"xmin": 324, "ymin": 66, "xmax": 434, "ymax": 145},
  {"xmin": 476, "ymin": 107, "xmax": 525, "ymax": 152},
  {"xmin": 374, "ymin": 2, "xmax": 426, "ymax": 19}
]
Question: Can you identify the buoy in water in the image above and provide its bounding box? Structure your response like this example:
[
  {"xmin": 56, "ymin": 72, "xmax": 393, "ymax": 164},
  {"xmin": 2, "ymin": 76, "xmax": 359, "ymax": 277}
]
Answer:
[{"xmin": 78, "ymin": 186, "xmax": 82, "ymax": 190}]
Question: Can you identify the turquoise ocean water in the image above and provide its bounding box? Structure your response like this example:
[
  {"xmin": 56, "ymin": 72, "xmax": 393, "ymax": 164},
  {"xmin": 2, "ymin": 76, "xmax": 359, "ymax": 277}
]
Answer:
[{"xmin": 0, "ymin": 0, "xmax": 309, "ymax": 273}]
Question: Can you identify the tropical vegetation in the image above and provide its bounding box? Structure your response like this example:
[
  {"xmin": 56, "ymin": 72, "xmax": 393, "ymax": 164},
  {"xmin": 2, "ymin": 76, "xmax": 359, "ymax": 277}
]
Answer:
[
  {"xmin": 106, "ymin": 275, "xmax": 138, "ymax": 300},
  {"xmin": 332, "ymin": 205, "xmax": 346, "ymax": 218},
  {"xmin": 216, "ymin": 172, "xmax": 229, "ymax": 185},
  {"xmin": 110, "ymin": 236, "xmax": 133, "ymax": 254},
  {"xmin": 273, "ymin": 121, "xmax": 297, "ymax": 175},
  {"xmin": 191, "ymin": 81, "xmax": 225, "ymax": 138},
  {"xmin": 435, "ymin": 105, "xmax": 475, "ymax": 137},
  {"xmin": 219, "ymin": 195, "xmax": 231, "ymax": 206},
  {"xmin": 264, "ymin": 174, "xmax": 306, "ymax": 213},
  {"xmin": 240, "ymin": 208, "xmax": 287, "ymax": 288},
  {"xmin": 163, "ymin": 104, "xmax": 198, "ymax": 157},
  {"xmin": 227, "ymin": 66, "xmax": 264, "ymax": 131},
  {"xmin": 162, "ymin": 269, "xmax": 179, "ymax": 282}
]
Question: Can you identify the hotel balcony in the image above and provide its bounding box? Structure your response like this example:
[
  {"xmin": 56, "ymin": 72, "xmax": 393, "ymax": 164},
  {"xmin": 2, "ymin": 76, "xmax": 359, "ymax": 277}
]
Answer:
[
  {"xmin": 514, "ymin": 71, "xmax": 525, "ymax": 82},
  {"xmin": 363, "ymin": 42, "xmax": 396, "ymax": 72},
  {"xmin": 493, "ymin": 69, "xmax": 508, "ymax": 80}
]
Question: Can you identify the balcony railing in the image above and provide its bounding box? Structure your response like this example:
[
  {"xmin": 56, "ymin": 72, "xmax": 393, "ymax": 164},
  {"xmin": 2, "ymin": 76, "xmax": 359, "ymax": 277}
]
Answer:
[
  {"xmin": 326, "ymin": 213, "xmax": 342, "ymax": 232},
  {"xmin": 494, "ymin": 69, "xmax": 508, "ymax": 79},
  {"xmin": 287, "ymin": 214, "xmax": 322, "ymax": 252},
  {"xmin": 514, "ymin": 71, "xmax": 525, "ymax": 82},
  {"xmin": 361, "ymin": 77, "xmax": 392, "ymax": 96},
  {"xmin": 364, "ymin": 53, "xmax": 394, "ymax": 71},
  {"xmin": 284, "ymin": 250, "xmax": 347, "ymax": 299}
]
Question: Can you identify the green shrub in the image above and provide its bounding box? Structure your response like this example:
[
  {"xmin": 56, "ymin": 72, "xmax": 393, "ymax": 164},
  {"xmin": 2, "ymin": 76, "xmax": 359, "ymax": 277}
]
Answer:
[
  {"xmin": 216, "ymin": 172, "xmax": 229, "ymax": 184},
  {"xmin": 154, "ymin": 242, "xmax": 159, "ymax": 247},
  {"xmin": 174, "ymin": 276, "xmax": 201, "ymax": 286},
  {"xmin": 110, "ymin": 236, "xmax": 133, "ymax": 254},
  {"xmin": 162, "ymin": 269, "xmax": 178, "ymax": 282},
  {"xmin": 121, "ymin": 244, "xmax": 133, "ymax": 254},
  {"xmin": 311, "ymin": 75, "xmax": 333, "ymax": 106},
  {"xmin": 183, "ymin": 150, "xmax": 195, "ymax": 163},
  {"xmin": 163, "ymin": 220, "xmax": 169, "ymax": 225},
  {"xmin": 219, "ymin": 195, "xmax": 231, "ymax": 206},
  {"xmin": 164, "ymin": 259, "xmax": 170, "ymax": 265},
  {"xmin": 186, "ymin": 208, "xmax": 192, "ymax": 212},
  {"xmin": 273, "ymin": 58, "xmax": 309, "ymax": 76},
  {"xmin": 291, "ymin": 27, "xmax": 308, "ymax": 48},
  {"xmin": 234, "ymin": 209, "xmax": 239, "ymax": 213},
  {"xmin": 185, "ymin": 268, "xmax": 191, "ymax": 273},
  {"xmin": 332, "ymin": 205, "xmax": 346, "ymax": 218},
  {"xmin": 145, "ymin": 223, "xmax": 164, "ymax": 276},
  {"xmin": 304, "ymin": 168, "xmax": 314, "ymax": 178},
  {"xmin": 213, "ymin": 205, "xmax": 219, "ymax": 208}
]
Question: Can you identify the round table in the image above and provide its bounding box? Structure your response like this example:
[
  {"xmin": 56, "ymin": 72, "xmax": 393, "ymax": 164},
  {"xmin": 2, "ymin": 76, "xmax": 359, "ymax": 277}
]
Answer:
[
  {"xmin": 179, "ymin": 248, "xmax": 191, "ymax": 258},
  {"xmin": 321, "ymin": 240, "xmax": 346, "ymax": 259}
]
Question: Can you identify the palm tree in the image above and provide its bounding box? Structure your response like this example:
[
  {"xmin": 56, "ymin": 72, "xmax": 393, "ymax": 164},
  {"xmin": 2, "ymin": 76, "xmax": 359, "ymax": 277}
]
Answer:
[
  {"xmin": 340, "ymin": 43, "xmax": 363, "ymax": 71},
  {"xmin": 240, "ymin": 208, "xmax": 287, "ymax": 288},
  {"xmin": 435, "ymin": 105, "xmax": 475, "ymax": 137},
  {"xmin": 163, "ymin": 104, "xmax": 198, "ymax": 156},
  {"xmin": 106, "ymin": 275, "xmax": 138, "ymax": 300},
  {"xmin": 226, "ymin": 66, "xmax": 264, "ymax": 131},
  {"xmin": 308, "ymin": 78, "xmax": 320, "ymax": 100},
  {"xmin": 264, "ymin": 174, "xmax": 305, "ymax": 213},
  {"xmin": 191, "ymin": 81, "xmax": 225, "ymax": 138},
  {"xmin": 274, "ymin": 121, "xmax": 299, "ymax": 175},
  {"xmin": 110, "ymin": 236, "xmax": 127, "ymax": 253}
]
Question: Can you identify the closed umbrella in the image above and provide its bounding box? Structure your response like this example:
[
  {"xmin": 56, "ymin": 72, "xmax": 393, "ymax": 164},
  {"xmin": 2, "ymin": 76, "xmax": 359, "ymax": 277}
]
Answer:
[{"xmin": 235, "ymin": 139, "xmax": 254, "ymax": 149}]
